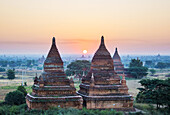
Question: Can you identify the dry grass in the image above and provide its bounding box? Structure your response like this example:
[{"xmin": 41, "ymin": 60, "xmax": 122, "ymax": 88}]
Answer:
[
  {"xmin": 0, "ymin": 89, "xmax": 15, "ymax": 101},
  {"xmin": 0, "ymin": 75, "xmax": 34, "ymax": 101}
]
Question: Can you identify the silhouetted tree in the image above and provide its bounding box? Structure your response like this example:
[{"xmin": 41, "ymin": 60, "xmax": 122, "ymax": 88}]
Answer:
[
  {"xmin": 155, "ymin": 62, "xmax": 167, "ymax": 69},
  {"xmin": 150, "ymin": 69, "xmax": 156, "ymax": 75},
  {"xmin": 128, "ymin": 59, "xmax": 148, "ymax": 79},
  {"xmin": 7, "ymin": 69, "xmax": 15, "ymax": 80},
  {"xmin": 66, "ymin": 60, "xmax": 91, "ymax": 76},
  {"xmin": 0, "ymin": 68, "xmax": 5, "ymax": 72}
]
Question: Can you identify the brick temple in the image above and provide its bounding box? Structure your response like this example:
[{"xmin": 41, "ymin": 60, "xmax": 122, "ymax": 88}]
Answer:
[
  {"xmin": 78, "ymin": 36, "xmax": 134, "ymax": 110},
  {"xmin": 113, "ymin": 48, "xmax": 125, "ymax": 76},
  {"xmin": 26, "ymin": 37, "xmax": 83, "ymax": 110}
]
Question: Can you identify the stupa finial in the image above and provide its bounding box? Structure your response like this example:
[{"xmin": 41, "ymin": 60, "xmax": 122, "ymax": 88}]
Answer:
[
  {"xmin": 52, "ymin": 37, "xmax": 56, "ymax": 45},
  {"xmin": 116, "ymin": 47, "xmax": 117, "ymax": 52},
  {"xmin": 101, "ymin": 36, "xmax": 104, "ymax": 45}
]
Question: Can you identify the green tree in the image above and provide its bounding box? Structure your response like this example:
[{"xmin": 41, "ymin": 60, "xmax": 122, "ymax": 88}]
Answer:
[
  {"xmin": 0, "ymin": 61, "xmax": 8, "ymax": 67},
  {"xmin": 5, "ymin": 90, "xmax": 25, "ymax": 105},
  {"xmin": 155, "ymin": 62, "xmax": 167, "ymax": 69},
  {"xmin": 17, "ymin": 86, "xmax": 27, "ymax": 96},
  {"xmin": 129, "ymin": 59, "xmax": 143, "ymax": 67},
  {"xmin": 136, "ymin": 78, "xmax": 170, "ymax": 109},
  {"xmin": 128, "ymin": 59, "xmax": 148, "ymax": 79},
  {"xmin": 150, "ymin": 69, "xmax": 156, "ymax": 75},
  {"xmin": 145, "ymin": 60, "xmax": 155, "ymax": 68},
  {"xmin": 0, "ymin": 68, "xmax": 5, "ymax": 72},
  {"xmin": 7, "ymin": 69, "xmax": 15, "ymax": 80},
  {"xmin": 66, "ymin": 60, "xmax": 91, "ymax": 76},
  {"xmin": 26, "ymin": 60, "xmax": 32, "ymax": 67}
]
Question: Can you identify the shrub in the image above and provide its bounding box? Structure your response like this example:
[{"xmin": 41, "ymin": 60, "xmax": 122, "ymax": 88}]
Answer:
[
  {"xmin": 0, "ymin": 76, "xmax": 4, "ymax": 79},
  {"xmin": 17, "ymin": 86, "xmax": 27, "ymax": 96},
  {"xmin": 5, "ymin": 90, "xmax": 25, "ymax": 105},
  {"xmin": 0, "ymin": 105, "xmax": 10, "ymax": 115},
  {"xmin": 0, "ymin": 104, "xmax": 125, "ymax": 115},
  {"xmin": 0, "ymin": 104, "xmax": 27, "ymax": 115},
  {"xmin": 24, "ymin": 82, "xmax": 27, "ymax": 86},
  {"xmin": 150, "ymin": 69, "xmax": 156, "ymax": 75}
]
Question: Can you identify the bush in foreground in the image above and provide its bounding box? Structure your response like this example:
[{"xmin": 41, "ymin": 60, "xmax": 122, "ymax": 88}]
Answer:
[
  {"xmin": 133, "ymin": 103, "xmax": 170, "ymax": 115},
  {"xmin": 0, "ymin": 104, "xmax": 123, "ymax": 115},
  {"xmin": 5, "ymin": 90, "xmax": 25, "ymax": 105}
]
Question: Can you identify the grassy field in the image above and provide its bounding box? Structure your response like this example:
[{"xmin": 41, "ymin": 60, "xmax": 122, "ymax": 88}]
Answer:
[
  {"xmin": 0, "ymin": 75, "xmax": 33, "ymax": 101},
  {"xmin": 0, "ymin": 75, "xmax": 141, "ymax": 101}
]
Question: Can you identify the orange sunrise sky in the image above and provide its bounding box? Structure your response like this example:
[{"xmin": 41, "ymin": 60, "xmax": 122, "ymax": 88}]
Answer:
[{"xmin": 0, "ymin": 0, "xmax": 170, "ymax": 55}]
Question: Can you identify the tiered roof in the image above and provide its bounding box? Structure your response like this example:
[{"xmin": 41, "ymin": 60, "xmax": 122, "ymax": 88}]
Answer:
[
  {"xmin": 82, "ymin": 36, "xmax": 119, "ymax": 84},
  {"xmin": 26, "ymin": 37, "xmax": 82, "ymax": 110},
  {"xmin": 113, "ymin": 48, "xmax": 125, "ymax": 75},
  {"xmin": 78, "ymin": 36, "xmax": 133, "ymax": 110},
  {"xmin": 113, "ymin": 48, "xmax": 121, "ymax": 61},
  {"xmin": 91, "ymin": 36, "xmax": 114, "ymax": 71},
  {"xmin": 44, "ymin": 37, "xmax": 63, "ymax": 73}
]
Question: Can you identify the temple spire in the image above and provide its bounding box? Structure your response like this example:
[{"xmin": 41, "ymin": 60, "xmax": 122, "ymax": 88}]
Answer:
[
  {"xmin": 43, "ymin": 37, "xmax": 63, "ymax": 72},
  {"xmin": 52, "ymin": 37, "xmax": 56, "ymax": 45},
  {"xmin": 113, "ymin": 47, "xmax": 121, "ymax": 60},
  {"xmin": 91, "ymin": 36, "xmax": 114, "ymax": 71},
  {"xmin": 101, "ymin": 36, "xmax": 104, "ymax": 45}
]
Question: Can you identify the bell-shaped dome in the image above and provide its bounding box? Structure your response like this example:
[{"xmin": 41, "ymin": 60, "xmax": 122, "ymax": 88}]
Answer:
[
  {"xmin": 113, "ymin": 47, "xmax": 121, "ymax": 61},
  {"xmin": 43, "ymin": 37, "xmax": 64, "ymax": 73},
  {"xmin": 91, "ymin": 36, "xmax": 114, "ymax": 70}
]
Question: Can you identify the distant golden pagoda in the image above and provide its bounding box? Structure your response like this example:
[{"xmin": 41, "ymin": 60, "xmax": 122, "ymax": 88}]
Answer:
[
  {"xmin": 26, "ymin": 37, "xmax": 82, "ymax": 110},
  {"xmin": 113, "ymin": 48, "xmax": 125, "ymax": 76},
  {"xmin": 78, "ymin": 36, "xmax": 134, "ymax": 110}
]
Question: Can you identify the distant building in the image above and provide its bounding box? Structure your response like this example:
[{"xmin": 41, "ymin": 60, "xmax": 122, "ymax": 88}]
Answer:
[
  {"xmin": 81, "ymin": 55, "xmax": 85, "ymax": 58},
  {"xmin": 38, "ymin": 55, "xmax": 45, "ymax": 64},
  {"xmin": 113, "ymin": 48, "xmax": 125, "ymax": 76},
  {"xmin": 156, "ymin": 53, "xmax": 161, "ymax": 60}
]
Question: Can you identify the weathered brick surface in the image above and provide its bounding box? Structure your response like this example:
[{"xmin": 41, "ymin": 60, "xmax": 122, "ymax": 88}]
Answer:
[
  {"xmin": 26, "ymin": 37, "xmax": 82, "ymax": 110},
  {"xmin": 113, "ymin": 48, "xmax": 125, "ymax": 76},
  {"xmin": 78, "ymin": 36, "xmax": 134, "ymax": 110}
]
